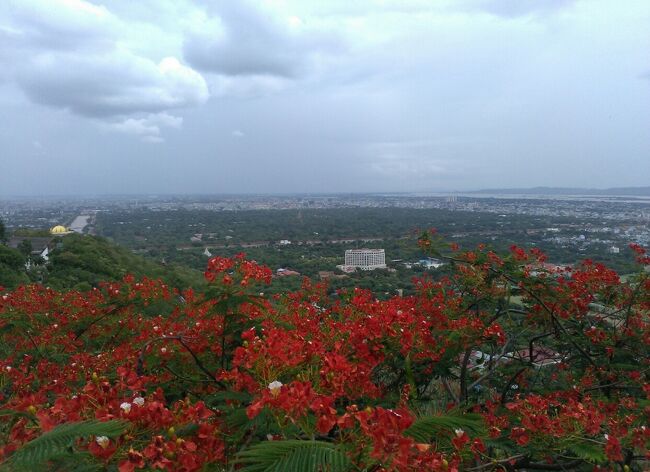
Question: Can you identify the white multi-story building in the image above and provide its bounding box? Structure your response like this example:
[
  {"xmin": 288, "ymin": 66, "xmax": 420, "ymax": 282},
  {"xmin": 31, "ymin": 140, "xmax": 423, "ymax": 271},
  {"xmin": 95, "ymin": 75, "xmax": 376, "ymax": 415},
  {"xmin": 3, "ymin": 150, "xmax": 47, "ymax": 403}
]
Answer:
[{"xmin": 342, "ymin": 249, "xmax": 387, "ymax": 270}]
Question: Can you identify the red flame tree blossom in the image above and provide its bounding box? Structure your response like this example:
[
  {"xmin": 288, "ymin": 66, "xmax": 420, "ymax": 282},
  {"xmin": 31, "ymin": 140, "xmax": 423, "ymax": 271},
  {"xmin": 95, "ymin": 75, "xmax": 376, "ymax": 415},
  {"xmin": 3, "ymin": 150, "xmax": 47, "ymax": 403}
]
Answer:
[{"xmin": 0, "ymin": 238, "xmax": 648, "ymax": 471}]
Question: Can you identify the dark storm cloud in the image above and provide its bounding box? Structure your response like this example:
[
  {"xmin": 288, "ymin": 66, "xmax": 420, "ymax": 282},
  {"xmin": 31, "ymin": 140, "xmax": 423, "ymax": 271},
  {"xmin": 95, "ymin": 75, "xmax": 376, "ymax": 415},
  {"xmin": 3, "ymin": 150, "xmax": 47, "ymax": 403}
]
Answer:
[{"xmin": 184, "ymin": 1, "xmax": 339, "ymax": 78}]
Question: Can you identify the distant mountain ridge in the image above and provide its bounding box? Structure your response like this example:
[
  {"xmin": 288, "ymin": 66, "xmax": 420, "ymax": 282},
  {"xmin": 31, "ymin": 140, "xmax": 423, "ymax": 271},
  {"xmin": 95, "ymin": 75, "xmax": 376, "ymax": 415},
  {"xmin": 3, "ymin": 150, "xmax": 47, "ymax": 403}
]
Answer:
[{"xmin": 470, "ymin": 186, "xmax": 650, "ymax": 197}]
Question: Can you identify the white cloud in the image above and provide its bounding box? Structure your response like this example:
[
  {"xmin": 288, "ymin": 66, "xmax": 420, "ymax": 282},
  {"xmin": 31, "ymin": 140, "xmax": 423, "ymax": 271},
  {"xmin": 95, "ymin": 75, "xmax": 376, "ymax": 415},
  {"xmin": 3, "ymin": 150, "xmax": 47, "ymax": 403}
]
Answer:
[
  {"xmin": 107, "ymin": 112, "xmax": 183, "ymax": 142},
  {"xmin": 32, "ymin": 140, "xmax": 45, "ymax": 155},
  {"xmin": 206, "ymin": 74, "xmax": 291, "ymax": 98},
  {"xmin": 231, "ymin": 130, "xmax": 245, "ymax": 138},
  {"xmin": 0, "ymin": 0, "xmax": 207, "ymax": 140},
  {"xmin": 365, "ymin": 140, "xmax": 462, "ymax": 178},
  {"xmin": 142, "ymin": 135, "xmax": 165, "ymax": 144}
]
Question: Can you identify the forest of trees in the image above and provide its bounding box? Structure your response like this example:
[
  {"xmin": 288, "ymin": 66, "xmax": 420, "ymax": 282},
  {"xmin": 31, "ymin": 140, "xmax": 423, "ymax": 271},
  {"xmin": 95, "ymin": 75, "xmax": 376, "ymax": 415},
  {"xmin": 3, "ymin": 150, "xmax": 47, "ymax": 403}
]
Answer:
[{"xmin": 96, "ymin": 207, "xmax": 640, "ymax": 277}]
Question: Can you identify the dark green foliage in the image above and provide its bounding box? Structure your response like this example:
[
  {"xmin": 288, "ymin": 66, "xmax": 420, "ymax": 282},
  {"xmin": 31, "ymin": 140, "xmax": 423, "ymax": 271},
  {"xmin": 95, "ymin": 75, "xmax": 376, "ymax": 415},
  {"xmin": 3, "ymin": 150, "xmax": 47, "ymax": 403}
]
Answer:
[
  {"xmin": 567, "ymin": 442, "xmax": 607, "ymax": 464},
  {"xmin": 0, "ymin": 246, "xmax": 26, "ymax": 272},
  {"xmin": 0, "ymin": 234, "xmax": 205, "ymax": 291},
  {"xmin": 404, "ymin": 413, "xmax": 486, "ymax": 448},
  {"xmin": 16, "ymin": 240, "xmax": 32, "ymax": 258},
  {"xmin": 44, "ymin": 234, "xmax": 204, "ymax": 291},
  {"xmin": 95, "ymin": 206, "xmax": 640, "ymax": 297},
  {"xmin": 0, "ymin": 245, "xmax": 28, "ymax": 288},
  {"xmin": 1, "ymin": 420, "xmax": 127, "ymax": 471},
  {"xmin": 11, "ymin": 229, "xmax": 51, "ymax": 237},
  {"xmin": 236, "ymin": 440, "xmax": 352, "ymax": 472}
]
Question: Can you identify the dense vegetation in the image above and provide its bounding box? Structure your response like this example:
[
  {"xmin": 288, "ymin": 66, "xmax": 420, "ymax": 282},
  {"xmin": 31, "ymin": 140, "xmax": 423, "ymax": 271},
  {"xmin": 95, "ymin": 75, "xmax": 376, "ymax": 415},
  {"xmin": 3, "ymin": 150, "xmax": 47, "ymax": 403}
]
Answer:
[
  {"xmin": 42, "ymin": 235, "xmax": 204, "ymax": 291},
  {"xmin": 0, "ymin": 232, "xmax": 204, "ymax": 292},
  {"xmin": 0, "ymin": 234, "xmax": 647, "ymax": 471},
  {"xmin": 0, "ymin": 245, "xmax": 30, "ymax": 289},
  {"xmin": 96, "ymin": 207, "xmax": 639, "ymax": 276},
  {"xmin": 96, "ymin": 207, "xmax": 572, "ymax": 248}
]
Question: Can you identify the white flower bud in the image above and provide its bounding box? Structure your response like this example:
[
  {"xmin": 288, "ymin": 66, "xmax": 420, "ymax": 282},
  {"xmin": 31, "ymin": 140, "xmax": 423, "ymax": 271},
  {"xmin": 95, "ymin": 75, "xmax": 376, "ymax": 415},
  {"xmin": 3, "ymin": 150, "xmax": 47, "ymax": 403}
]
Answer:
[
  {"xmin": 96, "ymin": 436, "xmax": 109, "ymax": 448},
  {"xmin": 268, "ymin": 380, "xmax": 283, "ymax": 395}
]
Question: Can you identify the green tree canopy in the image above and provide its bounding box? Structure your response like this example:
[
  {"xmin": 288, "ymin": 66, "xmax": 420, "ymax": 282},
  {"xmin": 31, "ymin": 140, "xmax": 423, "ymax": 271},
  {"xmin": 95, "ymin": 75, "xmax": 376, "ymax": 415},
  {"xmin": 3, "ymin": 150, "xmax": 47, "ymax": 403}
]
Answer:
[{"xmin": 17, "ymin": 239, "xmax": 33, "ymax": 257}]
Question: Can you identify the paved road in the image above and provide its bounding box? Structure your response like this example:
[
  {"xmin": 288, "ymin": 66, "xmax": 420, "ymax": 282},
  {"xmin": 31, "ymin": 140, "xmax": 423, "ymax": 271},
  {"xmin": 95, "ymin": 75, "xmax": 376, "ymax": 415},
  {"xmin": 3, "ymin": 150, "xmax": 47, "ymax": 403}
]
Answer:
[{"xmin": 70, "ymin": 215, "xmax": 91, "ymax": 233}]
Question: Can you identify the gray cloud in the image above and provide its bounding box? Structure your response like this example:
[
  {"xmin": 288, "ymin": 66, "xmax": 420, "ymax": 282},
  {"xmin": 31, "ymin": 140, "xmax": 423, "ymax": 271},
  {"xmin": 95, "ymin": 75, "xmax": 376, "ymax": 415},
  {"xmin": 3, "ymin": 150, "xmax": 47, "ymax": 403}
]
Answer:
[
  {"xmin": 364, "ymin": 140, "xmax": 469, "ymax": 179},
  {"xmin": 1, "ymin": 0, "xmax": 650, "ymax": 195},
  {"xmin": 19, "ymin": 54, "xmax": 207, "ymax": 118},
  {"xmin": 1, "ymin": 0, "xmax": 207, "ymax": 141},
  {"xmin": 5, "ymin": 0, "xmax": 119, "ymax": 51},
  {"xmin": 472, "ymin": 0, "xmax": 576, "ymax": 17},
  {"xmin": 184, "ymin": 1, "xmax": 340, "ymax": 78},
  {"xmin": 106, "ymin": 113, "xmax": 183, "ymax": 142}
]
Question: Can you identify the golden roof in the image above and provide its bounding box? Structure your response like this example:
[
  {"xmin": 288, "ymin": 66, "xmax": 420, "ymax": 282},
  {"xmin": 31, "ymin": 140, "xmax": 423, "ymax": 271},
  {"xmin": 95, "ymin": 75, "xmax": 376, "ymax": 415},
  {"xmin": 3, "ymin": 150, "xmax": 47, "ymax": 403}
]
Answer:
[{"xmin": 50, "ymin": 225, "xmax": 68, "ymax": 234}]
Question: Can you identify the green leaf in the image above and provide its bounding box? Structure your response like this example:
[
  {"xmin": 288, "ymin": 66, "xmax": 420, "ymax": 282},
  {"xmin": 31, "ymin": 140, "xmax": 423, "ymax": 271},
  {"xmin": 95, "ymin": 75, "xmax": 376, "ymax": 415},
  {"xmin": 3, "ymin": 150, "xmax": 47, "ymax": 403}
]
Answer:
[
  {"xmin": 236, "ymin": 440, "xmax": 352, "ymax": 472},
  {"xmin": 404, "ymin": 412, "xmax": 486, "ymax": 444},
  {"xmin": 567, "ymin": 441, "xmax": 606, "ymax": 464},
  {"xmin": 39, "ymin": 451, "xmax": 104, "ymax": 472},
  {"xmin": 224, "ymin": 406, "xmax": 255, "ymax": 431},
  {"xmin": 0, "ymin": 410, "xmax": 38, "ymax": 424},
  {"xmin": 1, "ymin": 420, "xmax": 127, "ymax": 471}
]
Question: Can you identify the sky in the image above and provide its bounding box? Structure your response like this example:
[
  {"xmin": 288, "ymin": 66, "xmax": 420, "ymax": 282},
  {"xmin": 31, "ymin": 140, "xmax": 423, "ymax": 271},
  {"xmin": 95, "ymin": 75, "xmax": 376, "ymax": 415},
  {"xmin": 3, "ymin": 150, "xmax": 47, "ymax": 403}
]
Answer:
[{"xmin": 1, "ymin": 0, "xmax": 649, "ymax": 196}]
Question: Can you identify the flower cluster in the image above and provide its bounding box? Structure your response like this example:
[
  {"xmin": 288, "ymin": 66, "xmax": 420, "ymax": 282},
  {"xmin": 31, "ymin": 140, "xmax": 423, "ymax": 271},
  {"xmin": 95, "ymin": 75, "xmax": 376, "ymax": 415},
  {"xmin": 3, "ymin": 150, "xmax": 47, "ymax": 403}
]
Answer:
[
  {"xmin": 204, "ymin": 254, "xmax": 272, "ymax": 286},
  {"xmin": 0, "ymin": 242, "xmax": 648, "ymax": 471}
]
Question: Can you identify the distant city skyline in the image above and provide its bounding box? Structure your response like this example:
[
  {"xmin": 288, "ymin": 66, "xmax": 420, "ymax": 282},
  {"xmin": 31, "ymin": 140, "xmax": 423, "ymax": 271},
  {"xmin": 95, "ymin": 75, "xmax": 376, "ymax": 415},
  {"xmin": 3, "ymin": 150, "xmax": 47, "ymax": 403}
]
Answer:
[
  {"xmin": 2, "ymin": 184, "xmax": 650, "ymax": 200},
  {"xmin": 1, "ymin": 0, "xmax": 649, "ymax": 196}
]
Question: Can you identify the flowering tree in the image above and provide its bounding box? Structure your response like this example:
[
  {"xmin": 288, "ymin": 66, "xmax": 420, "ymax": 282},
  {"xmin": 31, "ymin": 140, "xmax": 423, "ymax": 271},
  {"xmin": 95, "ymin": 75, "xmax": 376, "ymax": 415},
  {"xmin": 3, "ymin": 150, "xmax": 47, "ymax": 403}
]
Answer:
[{"xmin": 0, "ymin": 239, "xmax": 647, "ymax": 471}]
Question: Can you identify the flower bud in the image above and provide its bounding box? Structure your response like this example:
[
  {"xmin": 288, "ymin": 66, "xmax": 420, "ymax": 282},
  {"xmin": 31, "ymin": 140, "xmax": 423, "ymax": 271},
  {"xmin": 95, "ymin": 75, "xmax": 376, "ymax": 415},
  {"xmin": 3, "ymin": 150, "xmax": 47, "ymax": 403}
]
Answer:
[
  {"xmin": 95, "ymin": 436, "xmax": 109, "ymax": 449},
  {"xmin": 268, "ymin": 380, "xmax": 283, "ymax": 396}
]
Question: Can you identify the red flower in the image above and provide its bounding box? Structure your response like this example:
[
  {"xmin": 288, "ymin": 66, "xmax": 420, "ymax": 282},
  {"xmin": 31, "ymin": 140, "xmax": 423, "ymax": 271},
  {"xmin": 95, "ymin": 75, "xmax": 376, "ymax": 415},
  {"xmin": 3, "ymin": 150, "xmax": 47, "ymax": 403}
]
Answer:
[
  {"xmin": 510, "ymin": 427, "xmax": 529, "ymax": 446},
  {"xmin": 604, "ymin": 434, "xmax": 623, "ymax": 462},
  {"xmin": 451, "ymin": 429, "xmax": 470, "ymax": 450},
  {"xmin": 118, "ymin": 449, "xmax": 145, "ymax": 472}
]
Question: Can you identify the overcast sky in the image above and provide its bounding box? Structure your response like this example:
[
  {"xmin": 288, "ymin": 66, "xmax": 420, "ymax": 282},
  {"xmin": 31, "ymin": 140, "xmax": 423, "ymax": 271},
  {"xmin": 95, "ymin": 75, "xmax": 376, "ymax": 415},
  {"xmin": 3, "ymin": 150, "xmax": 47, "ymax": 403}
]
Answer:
[{"xmin": 1, "ymin": 0, "xmax": 649, "ymax": 196}]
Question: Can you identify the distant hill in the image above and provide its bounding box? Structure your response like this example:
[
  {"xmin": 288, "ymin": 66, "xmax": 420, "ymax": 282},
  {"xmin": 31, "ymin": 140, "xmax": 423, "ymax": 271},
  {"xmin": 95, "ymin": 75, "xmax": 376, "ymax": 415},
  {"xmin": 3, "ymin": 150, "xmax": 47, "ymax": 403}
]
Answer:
[
  {"xmin": 470, "ymin": 186, "xmax": 650, "ymax": 197},
  {"xmin": 1, "ymin": 234, "xmax": 204, "ymax": 291}
]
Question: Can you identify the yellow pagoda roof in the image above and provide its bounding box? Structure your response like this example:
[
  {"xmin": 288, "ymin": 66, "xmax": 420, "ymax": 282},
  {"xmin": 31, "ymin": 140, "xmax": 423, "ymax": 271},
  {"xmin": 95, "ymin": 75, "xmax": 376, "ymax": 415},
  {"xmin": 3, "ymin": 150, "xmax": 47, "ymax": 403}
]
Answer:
[{"xmin": 50, "ymin": 225, "xmax": 68, "ymax": 234}]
